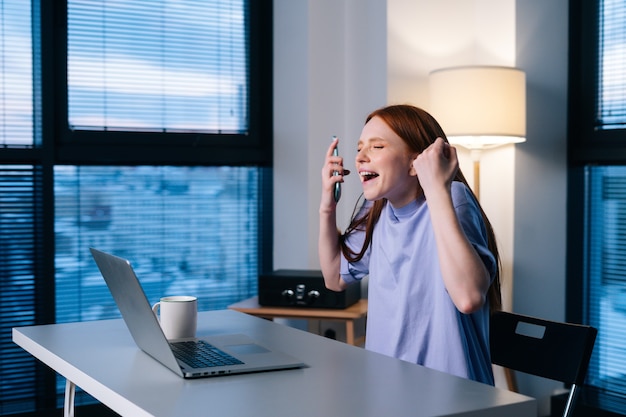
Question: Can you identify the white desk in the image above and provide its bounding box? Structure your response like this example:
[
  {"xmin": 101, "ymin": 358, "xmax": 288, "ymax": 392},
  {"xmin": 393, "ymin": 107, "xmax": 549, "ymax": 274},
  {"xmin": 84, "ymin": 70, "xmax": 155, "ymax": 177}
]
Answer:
[{"xmin": 13, "ymin": 309, "xmax": 536, "ymax": 417}]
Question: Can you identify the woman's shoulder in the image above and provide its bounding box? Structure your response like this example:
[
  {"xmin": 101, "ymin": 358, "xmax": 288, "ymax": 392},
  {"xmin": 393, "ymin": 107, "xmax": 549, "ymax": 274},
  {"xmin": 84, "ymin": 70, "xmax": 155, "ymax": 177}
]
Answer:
[
  {"xmin": 451, "ymin": 181, "xmax": 478, "ymax": 207},
  {"xmin": 450, "ymin": 180, "xmax": 471, "ymax": 197}
]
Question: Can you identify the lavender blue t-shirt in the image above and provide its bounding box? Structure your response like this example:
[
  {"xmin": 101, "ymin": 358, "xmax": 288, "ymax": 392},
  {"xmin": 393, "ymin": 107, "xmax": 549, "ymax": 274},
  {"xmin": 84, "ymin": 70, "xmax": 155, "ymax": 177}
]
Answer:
[{"xmin": 340, "ymin": 181, "xmax": 496, "ymax": 385}]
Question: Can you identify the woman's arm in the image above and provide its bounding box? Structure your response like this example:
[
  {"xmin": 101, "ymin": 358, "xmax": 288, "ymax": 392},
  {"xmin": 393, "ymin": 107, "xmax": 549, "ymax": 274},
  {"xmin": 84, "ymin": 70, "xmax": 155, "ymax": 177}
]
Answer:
[
  {"xmin": 413, "ymin": 138, "xmax": 490, "ymax": 314},
  {"xmin": 319, "ymin": 137, "xmax": 349, "ymax": 291}
]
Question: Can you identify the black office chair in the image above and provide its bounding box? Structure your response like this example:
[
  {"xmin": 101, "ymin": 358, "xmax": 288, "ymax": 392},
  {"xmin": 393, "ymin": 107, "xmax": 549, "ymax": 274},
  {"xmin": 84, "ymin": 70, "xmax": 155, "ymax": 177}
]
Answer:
[{"xmin": 490, "ymin": 311, "xmax": 597, "ymax": 417}]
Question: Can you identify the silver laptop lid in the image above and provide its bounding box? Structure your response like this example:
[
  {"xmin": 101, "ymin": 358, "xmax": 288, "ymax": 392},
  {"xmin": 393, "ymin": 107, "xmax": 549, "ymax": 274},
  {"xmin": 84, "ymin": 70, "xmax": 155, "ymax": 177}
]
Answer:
[{"xmin": 89, "ymin": 247, "xmax": 185, "ymax": 377}]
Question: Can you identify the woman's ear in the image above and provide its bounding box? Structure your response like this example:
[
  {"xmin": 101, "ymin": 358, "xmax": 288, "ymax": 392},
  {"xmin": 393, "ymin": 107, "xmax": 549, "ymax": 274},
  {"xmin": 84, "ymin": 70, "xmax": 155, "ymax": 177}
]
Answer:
[{"xmin": 409, "ymin": 155, "xmax": 418, "ymax": 177}]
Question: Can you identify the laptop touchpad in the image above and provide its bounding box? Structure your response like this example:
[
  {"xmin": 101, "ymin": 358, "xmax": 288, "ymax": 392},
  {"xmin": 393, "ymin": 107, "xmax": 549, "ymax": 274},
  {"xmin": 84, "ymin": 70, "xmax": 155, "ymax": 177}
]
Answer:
[{"xmin": 227, "ymin": 343, "xmax": 270, "ymax": 354}]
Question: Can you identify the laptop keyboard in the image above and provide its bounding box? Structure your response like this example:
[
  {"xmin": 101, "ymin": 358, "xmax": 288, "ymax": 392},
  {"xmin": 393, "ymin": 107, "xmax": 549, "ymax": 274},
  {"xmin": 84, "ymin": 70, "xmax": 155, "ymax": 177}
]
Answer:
[{"xmin": 170, "ymin": 340, "xmax": 244, "ymax": 368}]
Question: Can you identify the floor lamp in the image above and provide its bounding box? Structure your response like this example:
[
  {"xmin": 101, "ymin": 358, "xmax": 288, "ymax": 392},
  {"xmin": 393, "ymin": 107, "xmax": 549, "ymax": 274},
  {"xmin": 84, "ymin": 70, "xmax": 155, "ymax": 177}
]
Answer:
[
  {"xmin": 429, "ymin": 66, "xmax": 526, "ymax": 392},
  {"xmin": 428, "ymin": 66, "xmax": 526, "ymax": 200}
]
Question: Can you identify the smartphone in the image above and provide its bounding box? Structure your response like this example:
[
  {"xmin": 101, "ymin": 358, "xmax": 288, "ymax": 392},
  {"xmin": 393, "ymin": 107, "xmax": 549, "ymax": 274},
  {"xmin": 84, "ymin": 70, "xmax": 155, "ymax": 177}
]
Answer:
[{"xmin": 332, "ymin": 136, "xmax": 341, "ymax": 202}]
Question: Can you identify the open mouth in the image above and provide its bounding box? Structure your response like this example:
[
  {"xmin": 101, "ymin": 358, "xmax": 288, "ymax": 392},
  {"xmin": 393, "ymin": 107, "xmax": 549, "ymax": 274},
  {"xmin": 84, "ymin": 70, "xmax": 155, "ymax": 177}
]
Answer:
[{"xmin": 360, "ymin": 171, "xmax": 379, "ymax": 182}]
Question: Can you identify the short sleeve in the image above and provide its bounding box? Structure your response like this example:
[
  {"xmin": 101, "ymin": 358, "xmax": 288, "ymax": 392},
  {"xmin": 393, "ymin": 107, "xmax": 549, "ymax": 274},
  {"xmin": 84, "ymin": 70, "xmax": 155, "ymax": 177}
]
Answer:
[{"xmin": 451, "ymin": 182, "xmax": 497, "ymax": 280}]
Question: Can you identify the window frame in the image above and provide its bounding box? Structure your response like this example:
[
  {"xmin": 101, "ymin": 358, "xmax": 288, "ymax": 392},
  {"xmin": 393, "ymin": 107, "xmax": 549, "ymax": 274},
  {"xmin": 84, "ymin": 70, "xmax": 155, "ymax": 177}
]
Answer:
[
  {"xmin": 568, "ymin": 0, "xmax": 626, "ymax": 165},
  {"xmin": 567, "ymin": 0, "xmax": 626, "ymax": 410},
  {"xmin": 48, "ymin": 0, "xmax": 273, "ymax": 167},
  {"xmin": 0, "ymin": 0, "xmax": 273, "ymax": 414},
  {"xmin": 567, "ymin": 0, "xmax": 626, "ymax": 317}
]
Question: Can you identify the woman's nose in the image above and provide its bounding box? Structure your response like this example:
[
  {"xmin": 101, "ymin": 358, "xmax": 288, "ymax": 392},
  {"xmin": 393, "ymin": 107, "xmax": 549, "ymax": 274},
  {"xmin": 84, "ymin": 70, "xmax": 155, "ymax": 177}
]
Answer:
[{"xmin": 356, "ymin": 148, "xmax": 368, "ymax": 163}]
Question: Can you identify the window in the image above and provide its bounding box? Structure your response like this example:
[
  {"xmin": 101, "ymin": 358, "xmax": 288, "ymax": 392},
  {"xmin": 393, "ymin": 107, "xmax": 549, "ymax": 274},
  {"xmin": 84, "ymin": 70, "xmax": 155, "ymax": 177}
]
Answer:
[
  {"xmin": 568, "ymin": 0, "xmax": 626, "ymax": 412},
  {"xmin": 0, "ymin": 0, "xmax": 32, "ymax": 147},
  {"xmin": 66, "ymin": 1, "xmax": 248, "ymax": 134},
  {"xmin": 597, "ymin": 0, "xmax": 626, "ymax": 130},
  {"xmin": 0, "ymin": 166, "xmax": 43, "ymax": 415},
  {"xmin": 54, "ymin": 166, "xmax": 262, "ymax": 323},
  {"xmin": 583, "ymin": 167, "xmax": 626, "ymax": 400},
  {"xmin": 0, "ymin": 0, "xmax": 272, "ymax": 414}
]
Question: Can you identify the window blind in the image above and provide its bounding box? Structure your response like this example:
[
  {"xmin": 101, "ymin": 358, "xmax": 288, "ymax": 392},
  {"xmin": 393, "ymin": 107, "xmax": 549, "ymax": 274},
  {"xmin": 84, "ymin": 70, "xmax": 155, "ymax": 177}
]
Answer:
[
  {"xmin": 0, "ymin": 0, "xmax": 269, "ymax": 413},
  {"xmin": 0, "ymin": 1, "xmax": 38, "ymax": 412},
  {"xmin": 54, "ymin": 165, "xmax": 261, "ymax": 324},
  {"xmin": 585, "ymin": 167, "xmax": 626, "ymax": 401},
  {"xmin": 598, "ymin": 0, "xmax": 626, "ymax": 130},
  {"xmin": 67, "ymin": 0, "xmax": 248, "ymax": 134},
  {"xmin": 0, "ymin": 0, "xmax": 32, "ymax": 147},
  {"xmin": 581, "ymin": 0, "xmax": 626, "ymax": 410},
  {"xmin": 0, "ymin": 165, "xmax": 42, "ymax": 414}
]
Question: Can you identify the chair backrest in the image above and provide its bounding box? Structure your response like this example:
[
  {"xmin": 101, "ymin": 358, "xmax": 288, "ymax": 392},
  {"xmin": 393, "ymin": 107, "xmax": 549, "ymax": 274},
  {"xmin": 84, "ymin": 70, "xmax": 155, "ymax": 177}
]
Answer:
[{"xmin": 490, "ymin": 311, "xmax": 597, "ymax": 386}]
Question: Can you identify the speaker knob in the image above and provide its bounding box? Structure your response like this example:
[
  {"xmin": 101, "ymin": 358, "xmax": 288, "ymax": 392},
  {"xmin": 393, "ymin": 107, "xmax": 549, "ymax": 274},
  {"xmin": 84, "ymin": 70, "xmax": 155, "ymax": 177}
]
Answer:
[{"xmin": 308, "ymin": 290, "xmax": 320, "ymax": 299}]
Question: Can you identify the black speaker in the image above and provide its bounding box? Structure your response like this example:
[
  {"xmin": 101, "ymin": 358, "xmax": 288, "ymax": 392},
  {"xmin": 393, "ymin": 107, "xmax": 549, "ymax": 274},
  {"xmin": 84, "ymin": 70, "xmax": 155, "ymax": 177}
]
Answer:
[{"xmin": 258, "ymin": 269, "xmax": 361, "ymax": 309}]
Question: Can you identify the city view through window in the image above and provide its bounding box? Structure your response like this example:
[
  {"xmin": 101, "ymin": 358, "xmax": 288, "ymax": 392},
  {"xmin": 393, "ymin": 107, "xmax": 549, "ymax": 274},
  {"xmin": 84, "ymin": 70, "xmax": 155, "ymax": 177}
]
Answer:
[{"xmin": 54, "ymin": 165, "xmax": 260, "ymax": 324}]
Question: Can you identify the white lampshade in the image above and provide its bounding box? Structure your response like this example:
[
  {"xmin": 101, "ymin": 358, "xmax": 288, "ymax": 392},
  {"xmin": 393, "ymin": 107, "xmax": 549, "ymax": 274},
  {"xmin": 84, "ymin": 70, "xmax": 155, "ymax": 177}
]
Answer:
[{"xmin": 428, "ymin": 66, "xmax": 526, "ymax": 149}]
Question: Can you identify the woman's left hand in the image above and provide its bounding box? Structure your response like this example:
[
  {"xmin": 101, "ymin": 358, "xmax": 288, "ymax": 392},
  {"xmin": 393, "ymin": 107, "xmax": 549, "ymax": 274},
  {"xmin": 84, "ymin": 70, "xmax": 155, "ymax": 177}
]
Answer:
[{"xmin": 412, "ymin": 137, "xmax": 458, "ymax": 197}]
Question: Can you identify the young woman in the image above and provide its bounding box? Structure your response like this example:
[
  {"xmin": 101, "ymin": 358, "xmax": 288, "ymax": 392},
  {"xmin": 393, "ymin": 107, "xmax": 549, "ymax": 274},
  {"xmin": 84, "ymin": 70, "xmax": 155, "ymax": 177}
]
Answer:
[{"xmin": 318, "ymin": 104, "xmax": 501, "ymax": 385}]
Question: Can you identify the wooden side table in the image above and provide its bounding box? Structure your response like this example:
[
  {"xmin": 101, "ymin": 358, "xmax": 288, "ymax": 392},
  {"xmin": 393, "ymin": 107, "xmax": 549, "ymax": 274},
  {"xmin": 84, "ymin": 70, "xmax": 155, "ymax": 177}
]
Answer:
[{"xmin": 228, "ymin": 296, "xmax": 367, "ymax": 346}]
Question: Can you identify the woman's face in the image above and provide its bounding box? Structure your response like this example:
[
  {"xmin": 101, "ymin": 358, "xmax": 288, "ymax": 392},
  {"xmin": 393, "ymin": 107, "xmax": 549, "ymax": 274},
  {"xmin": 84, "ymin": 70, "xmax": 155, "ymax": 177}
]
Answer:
[{"xmin": 356, "ymin": 116, "xmax": 419, "ymax": 207}]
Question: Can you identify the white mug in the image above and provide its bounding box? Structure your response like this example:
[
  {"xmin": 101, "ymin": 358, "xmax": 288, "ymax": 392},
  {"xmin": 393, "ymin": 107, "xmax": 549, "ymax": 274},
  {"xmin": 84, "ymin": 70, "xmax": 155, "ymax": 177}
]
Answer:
[{"xmin": 151, "ymin": 296, "xmax": 198, "ymax": 340}]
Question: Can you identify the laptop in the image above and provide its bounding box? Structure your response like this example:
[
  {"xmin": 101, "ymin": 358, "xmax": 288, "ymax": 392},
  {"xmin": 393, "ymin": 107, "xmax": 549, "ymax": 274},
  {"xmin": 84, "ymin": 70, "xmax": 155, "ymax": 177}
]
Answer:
[{"xmin": 89, "ymin": 247, "xmax": 306, "ymax": 379}]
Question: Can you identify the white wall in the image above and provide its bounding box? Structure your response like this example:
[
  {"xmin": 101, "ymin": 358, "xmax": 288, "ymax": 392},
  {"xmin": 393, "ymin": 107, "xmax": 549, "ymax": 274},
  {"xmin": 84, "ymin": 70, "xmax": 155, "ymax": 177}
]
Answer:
[
  {"xmin": 274, "ymin": 0, "xmax": 568, "ymax": 415},
  {"xmin": 273, "ymin": 0, "xmax": 387, "ymax": 270}
]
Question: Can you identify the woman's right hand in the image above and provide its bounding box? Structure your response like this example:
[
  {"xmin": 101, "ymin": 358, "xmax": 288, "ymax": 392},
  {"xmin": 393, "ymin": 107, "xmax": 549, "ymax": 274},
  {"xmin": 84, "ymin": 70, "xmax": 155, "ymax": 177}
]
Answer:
[{"xmin": 320, "ymin": 137, "xmax": 349, "ymax": 212}]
